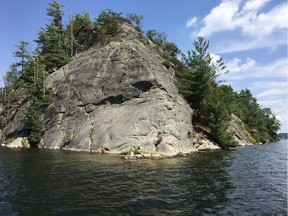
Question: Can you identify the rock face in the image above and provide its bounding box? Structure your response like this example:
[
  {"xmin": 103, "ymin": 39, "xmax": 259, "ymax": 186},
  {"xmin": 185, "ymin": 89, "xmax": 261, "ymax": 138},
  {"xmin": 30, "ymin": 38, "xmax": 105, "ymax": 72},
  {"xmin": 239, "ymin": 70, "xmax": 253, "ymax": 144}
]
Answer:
[
  {"xmin": 42, "ymin": 23, "xmax": 195, "ymax": 156},
  {"xmin": 1, "ymin": 137, "xmax": 30, "ymax": 148},
  {"xmin": 229, "ymin": 114, "xmax": 254, "ymax": 146}
]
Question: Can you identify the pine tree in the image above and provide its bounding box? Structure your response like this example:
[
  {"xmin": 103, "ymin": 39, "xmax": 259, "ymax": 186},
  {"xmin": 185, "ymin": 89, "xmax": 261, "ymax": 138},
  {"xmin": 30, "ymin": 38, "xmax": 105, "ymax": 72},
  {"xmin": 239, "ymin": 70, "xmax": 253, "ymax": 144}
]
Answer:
[
  {"xmin": 13, "ymin": 41, "xmax": 30, "ymax": 76},
  {"xmin": 35, "ymin": 1, "xmax": 69, "ymax": 72},
  {"xmin": 25, "ymin": 60, "xmax": 50, "ymax": 147},
  {"xmin": 178, "ymin": 37, "xmax": 227, "ymax": 112}
]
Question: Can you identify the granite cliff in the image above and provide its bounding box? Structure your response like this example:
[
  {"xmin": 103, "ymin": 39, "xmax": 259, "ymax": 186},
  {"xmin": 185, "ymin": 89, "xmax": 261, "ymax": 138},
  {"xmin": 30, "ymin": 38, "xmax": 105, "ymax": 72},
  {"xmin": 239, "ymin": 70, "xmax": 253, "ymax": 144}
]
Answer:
[
  {"xmin": 43, "ymin": 23, "xmax": 197, "ymax": 156},
  {"xmin": 1, "ymin": 23, "xmax": 196, "ymax": 156}
]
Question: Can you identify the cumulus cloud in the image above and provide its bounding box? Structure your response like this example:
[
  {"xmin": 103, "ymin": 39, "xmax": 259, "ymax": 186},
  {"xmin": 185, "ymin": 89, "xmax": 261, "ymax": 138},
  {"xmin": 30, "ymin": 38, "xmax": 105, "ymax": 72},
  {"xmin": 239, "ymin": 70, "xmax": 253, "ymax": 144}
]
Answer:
[
  {"xmin": 224, "ymin": 57, "xmax": 287, "ymax": 79},
  {"xmin": 210, "ymin": 53, "xmax": 221, "ymax": 63},
  {"xmin": 242, "ymin": 0, "xmax": 270, "ymax": 11},
  {"xmin": 226, "ymin": 57, "xmax": 256, "ymax": 73},
  {"xmin": 240, "ymin": 2, "xmax": 288, "ymax": 37},
  {"xmin": 186, "ymin": 17, "xmax": 198, "ymax": 28},
  {"xmin": 196, "ymin": 0, "xmax": 287, "ymax": 38},
  {"xmin": 198, "ymin": 0, "xmax": 239, "ymax": 36}
]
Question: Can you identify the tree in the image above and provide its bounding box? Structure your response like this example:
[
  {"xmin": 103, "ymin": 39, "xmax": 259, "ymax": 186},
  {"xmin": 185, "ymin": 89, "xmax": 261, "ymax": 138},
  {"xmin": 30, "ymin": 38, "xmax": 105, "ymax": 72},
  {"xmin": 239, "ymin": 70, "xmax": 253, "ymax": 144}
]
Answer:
[
  {"xmin": 201, "ymin": 84, "xmax": 237, "ymax": 148},
  {"xmin": 164, "ymin": 42, "xmax": 180, "ymax": 57},
  {"xmin": 146, "ymin": 29, "xmax": 157, "ymax": 41},
  {"xmin": 178, "ymin": 37, "xmax": 227, "ymax": 112},
  {"xmin": 35, "ymin": 1, "xmax": 69, "ymax": 72},
  {"xmin": 96, "ymin": 9, "xmax": 124, "ymax": 36},
  {"xmin": 127, "ymin": 13, "xmax": 143, "ymax": 32},
  {"xmin": 4, "ymin": 64, "xmax": 19, "ymax": 87},
  {"xmin": 13, "ymin": 41, "xmax": 30, "ymax": 75},
  {"xmin": 262, "ymin": 108, "xmax": 280, "ymax": 139},
  {"xmin": 65, "ymin": 11, "xmax": 93, "ymax": 55},
  {"xmin": 47, "ymin": 1, "xmax": 64, "ymax": 30},
  {"xmin": 146, "ymin": 29, "xmax": 167, "ymax": 47},
  {"xmin": 25, "ymin": 60, "xmax": 50, "ymax": 147}
]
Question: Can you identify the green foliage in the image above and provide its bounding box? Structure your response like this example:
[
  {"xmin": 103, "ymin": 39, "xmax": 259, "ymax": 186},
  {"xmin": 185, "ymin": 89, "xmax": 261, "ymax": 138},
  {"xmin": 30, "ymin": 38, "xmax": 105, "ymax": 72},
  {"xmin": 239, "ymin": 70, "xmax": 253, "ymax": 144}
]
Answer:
[
  {"xmin": 162, "ymin": 60, "xmax": 171, "ymax": 69},
  {"xmin": 24, "ymin": 61, "xmax": 51, "ymax": 147},
  {"xmin": 26, "ymin": 99, "xmax": 43, "ymax": 146},
  {"xmin": 234, "ymin": 89, "xmax": 280, "ymax": 142},
  {"xmin": 4, "ymin": 64, "xmax": 20, "ymax": 87},
  {"xmin": 127, "ymin": 13, "xmax": 143, "ymax": 32},
  {"xmin": 13, "ymin": 41, "xmax": 31, "ymax": 74},
  {"xmin": 35, "ymin": 1, "xmax": 69, "ymax": 72},
  {"xmin": 164, "ymin": 42, "xmax": 180, "ymax": 57},
  {"xmin": 65, "ymin": 11, "xmax": 93, "ymax": 55},
  {"xmin": 146, "ymin": 29, "xmax": 167, "ymax": 47},
  {"xmin": 96, "ymin": 9, "xmax": 125, "ymax": 36},
  {"xmin": 47, "ymin": 1, "xmax": 64, "ymax": 28},
  {"xmin": 178, "ymin": 37, "xmax": 227, "ymax": 112},
  {"xmin": 175, "ymin": 36, "xmax": 279, "ymax": 148},
  {"xmin": 200, "ymin": 84, "xmax": 237, "ymax": 148}
]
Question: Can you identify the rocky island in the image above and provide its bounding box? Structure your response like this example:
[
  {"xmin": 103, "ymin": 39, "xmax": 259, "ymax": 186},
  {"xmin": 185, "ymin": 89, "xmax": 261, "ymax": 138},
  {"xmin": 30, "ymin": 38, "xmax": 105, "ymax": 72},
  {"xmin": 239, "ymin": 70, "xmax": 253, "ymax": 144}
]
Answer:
[{"xmin": 0, "ymin": 2, "xmax": 280, "ymax": 158}]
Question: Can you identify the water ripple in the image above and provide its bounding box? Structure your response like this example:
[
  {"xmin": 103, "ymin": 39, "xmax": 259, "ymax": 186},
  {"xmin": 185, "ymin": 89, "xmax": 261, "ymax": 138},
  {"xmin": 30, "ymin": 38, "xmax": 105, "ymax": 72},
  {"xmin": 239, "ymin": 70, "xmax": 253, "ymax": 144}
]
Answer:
[{"xmin": 0, "ymin": 141, "xmax": 287, "ymax": 215}]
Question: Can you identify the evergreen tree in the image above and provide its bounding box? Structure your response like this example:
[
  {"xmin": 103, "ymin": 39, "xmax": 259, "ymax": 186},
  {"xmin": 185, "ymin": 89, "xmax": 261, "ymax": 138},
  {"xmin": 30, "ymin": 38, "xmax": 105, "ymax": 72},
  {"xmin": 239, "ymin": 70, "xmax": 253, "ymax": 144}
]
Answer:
[
  {"xmin": 4, "ymin": 64, "xmax": 19, "ymax": 87},
  {"xmin": 65, "ymin": 11, "xmax": 93, "ymax": 55},
  {"xmin": 96, "ymin": 9, "xmax": 124, "ymax": 36},
  {"xmin": 24, "ymin": 60, "xmax": 50, "ymax": 147},
  {"xmin": 178, "ymin": 37, "xmax": 227, "ymax": 113},
  {"xmin": 13, "ymin": 41, "xmax": 30, "ymax": 76},
  {"xmin": 36, "ymin": 1, "xmax": 69, "ymax": 72}
]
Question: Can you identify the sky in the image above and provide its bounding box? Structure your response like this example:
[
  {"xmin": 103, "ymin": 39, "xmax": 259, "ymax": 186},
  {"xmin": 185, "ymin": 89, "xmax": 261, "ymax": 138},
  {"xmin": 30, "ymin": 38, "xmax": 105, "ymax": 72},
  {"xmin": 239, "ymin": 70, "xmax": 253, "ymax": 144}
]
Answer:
[{"xmin": 0, "ymin": 0, "xmax": 287, "ymax": 132}]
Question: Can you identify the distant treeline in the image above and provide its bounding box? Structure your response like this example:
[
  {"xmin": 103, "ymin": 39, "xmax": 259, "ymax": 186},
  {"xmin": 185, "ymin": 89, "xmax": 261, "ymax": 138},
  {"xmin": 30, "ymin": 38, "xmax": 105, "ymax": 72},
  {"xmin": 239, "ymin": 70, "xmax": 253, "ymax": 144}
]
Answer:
[{"xmin": 278, "ymin": 133, "xmax": 288, "ymax": 139}]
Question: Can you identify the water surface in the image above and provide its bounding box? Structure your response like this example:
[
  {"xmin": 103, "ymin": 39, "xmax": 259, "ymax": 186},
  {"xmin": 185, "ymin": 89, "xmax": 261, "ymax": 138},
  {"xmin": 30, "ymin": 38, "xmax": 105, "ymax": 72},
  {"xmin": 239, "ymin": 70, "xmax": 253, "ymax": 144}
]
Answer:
[{"xmin": 0, "ymin": 140, "xmax": 287, "ymax": 215}]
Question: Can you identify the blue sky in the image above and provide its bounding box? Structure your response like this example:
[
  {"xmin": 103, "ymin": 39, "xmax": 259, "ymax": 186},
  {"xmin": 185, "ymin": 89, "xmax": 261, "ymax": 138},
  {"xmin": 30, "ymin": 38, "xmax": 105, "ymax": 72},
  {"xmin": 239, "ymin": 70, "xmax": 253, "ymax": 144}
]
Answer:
[{"xmin": 0, "ymin": 0, "xmax": 287, "ymax": 132}]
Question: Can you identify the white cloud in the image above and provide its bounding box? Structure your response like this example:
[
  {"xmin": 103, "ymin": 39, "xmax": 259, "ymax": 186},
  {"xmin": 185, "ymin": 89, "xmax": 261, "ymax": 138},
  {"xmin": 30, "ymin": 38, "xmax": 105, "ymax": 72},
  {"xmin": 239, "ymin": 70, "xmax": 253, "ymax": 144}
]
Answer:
[
  {"xmin": 242, "ymin": 0, "xmax": 270, "ymax": 11},
  {"xmin": 196, "ymin": 0, "xmax": 288, "ymax": 39},
  {"xmin": 253, "ymin": 58, "xmax": 287, "ymax": 78},
  {"xmin": 198, "ymin": 0, "xmax": 239, "ymax": 36},
  {"xmin": 186, "ymin": 17, "xmax": 198, "ymax": 28},
  {"xmin": 240, "ymin": 2, "xmax": 288, "ymax": 37},
  {"xmin": 214, "ymin": 35, "xmax": 287, "ymax": 53},
  {"xmin": 224, "ymin": 57, "xmax": 287, "ymax": 80},
  {"xmin": 256, "ymin": 88, "xmax": 287, "ymax": 98},
  {"xmin": 210, "ymin": 53, "xmax": 221, "ymax": 63},
  {"xmin": 226, "ymin": 57, "xmax": 256, "ymax": 73}
]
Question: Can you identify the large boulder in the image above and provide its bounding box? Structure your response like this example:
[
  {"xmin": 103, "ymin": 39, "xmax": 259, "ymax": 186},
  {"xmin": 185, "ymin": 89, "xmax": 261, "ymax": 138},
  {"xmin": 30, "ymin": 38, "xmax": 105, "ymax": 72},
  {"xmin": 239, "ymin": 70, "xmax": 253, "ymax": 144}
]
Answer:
[{"xmin": 42, "ymin": 23, "xmax": 196, "ymax": 156}]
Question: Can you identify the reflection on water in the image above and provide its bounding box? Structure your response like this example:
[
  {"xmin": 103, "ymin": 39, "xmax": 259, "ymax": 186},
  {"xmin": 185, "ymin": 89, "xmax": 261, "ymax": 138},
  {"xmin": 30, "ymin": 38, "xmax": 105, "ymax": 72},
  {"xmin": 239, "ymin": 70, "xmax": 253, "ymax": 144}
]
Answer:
[{"xmin": 0, "ymin": 141, "xmax": 287, "ymax": 215}]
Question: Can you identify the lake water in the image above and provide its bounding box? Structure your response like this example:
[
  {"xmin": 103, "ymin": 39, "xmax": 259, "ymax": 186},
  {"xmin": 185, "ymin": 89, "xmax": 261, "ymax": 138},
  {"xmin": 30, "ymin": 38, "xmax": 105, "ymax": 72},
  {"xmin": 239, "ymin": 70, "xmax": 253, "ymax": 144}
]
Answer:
[{"xmin": 0, "ymin": 140, "xmax": 287, "ymax": 215}]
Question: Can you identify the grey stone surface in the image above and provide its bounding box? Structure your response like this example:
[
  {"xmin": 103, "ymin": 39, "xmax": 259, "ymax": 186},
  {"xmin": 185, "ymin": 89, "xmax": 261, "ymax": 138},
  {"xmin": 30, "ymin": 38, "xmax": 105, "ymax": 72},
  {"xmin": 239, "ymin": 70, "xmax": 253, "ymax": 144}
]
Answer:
[
  {"xmin": 228, "ymin": 114, "xmax": 254, "ymax": 146},
  {"xmin": 42, "ymin": 23, "xmax": 196, "ymax": 156},
  {"xmin": 1, "ymin": 137, "xmax": 30, "ymax": 148}
]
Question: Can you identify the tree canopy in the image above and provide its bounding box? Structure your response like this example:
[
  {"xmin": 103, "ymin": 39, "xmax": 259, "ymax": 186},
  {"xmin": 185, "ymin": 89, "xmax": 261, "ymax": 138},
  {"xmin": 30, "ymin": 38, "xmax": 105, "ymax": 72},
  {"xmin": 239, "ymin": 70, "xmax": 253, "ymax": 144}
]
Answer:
[{"xmin": 176, "ymin": 37, "xmax": 280, "ymax": 147}]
